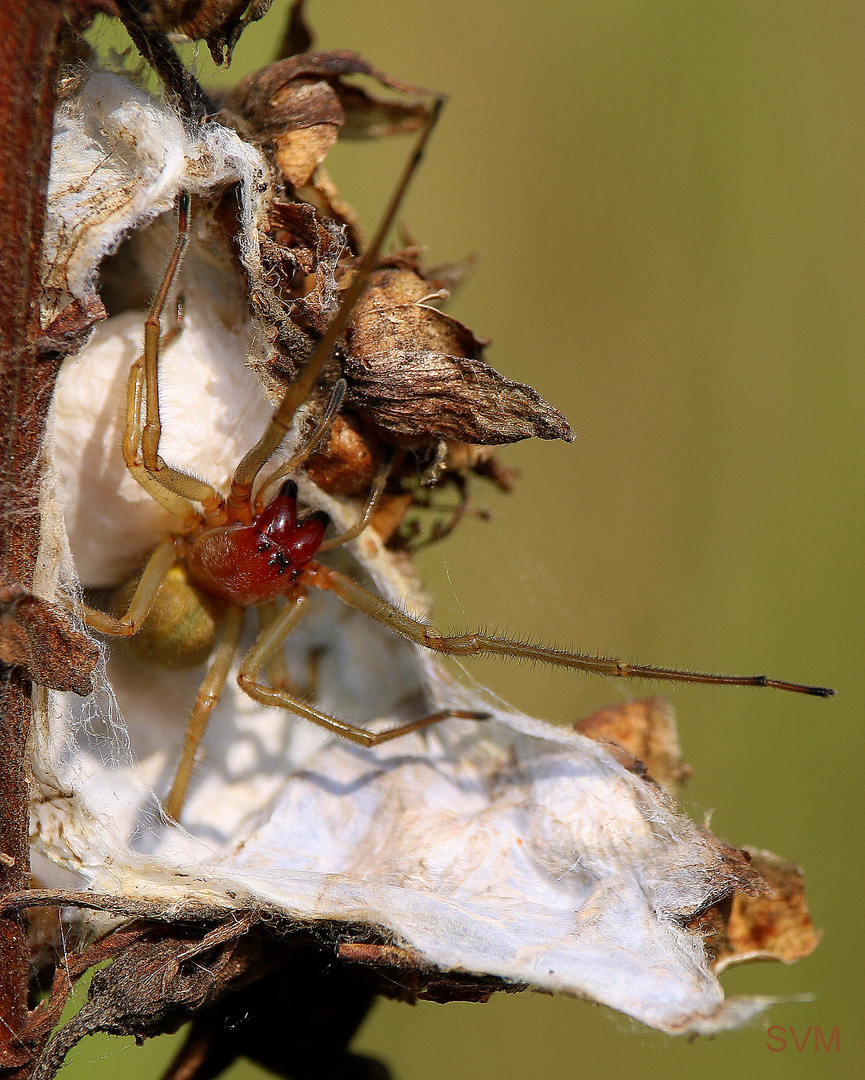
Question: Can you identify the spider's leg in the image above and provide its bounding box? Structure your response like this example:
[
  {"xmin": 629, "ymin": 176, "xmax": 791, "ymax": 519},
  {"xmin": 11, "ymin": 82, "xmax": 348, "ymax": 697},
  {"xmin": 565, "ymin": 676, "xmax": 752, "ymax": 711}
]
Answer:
[
  {"xmin": 238, "ymin": 592, "xmax": 486, "ymax": 746},
  {"xmin": 256, "ymin": 600, "xmax": 290, "ymax": 691},
  {"xmin": 137, "ymin": 193, "xmax": 223, "ymax": 516},
  {"xmin": 255, "ymin": 377, "xmax": 347, "ymax": 508},
  {"xmin": 317, "ymin": 450, "xmax": 398, "ymax": 552},
  {"xmin": 228, "ymin": 98, "xmax": 445, "ymax": 518},
  {"xmin": 123, "ymin": 356, "xmax": 198, "ymax": 522},
  {"xmin": 164, "ymin": 604, "xmax": 244, "ymax": 821},
  {"xmin": 310, "ymin": 565, "xmax": 835, "ymax": 697},
  {"xmin": 80, "ymin": 536, "xmax": 182, "ymax": 637},
  {"xmin": 256, "ymin": 600, "xmax": 316, "ymax": 698}
]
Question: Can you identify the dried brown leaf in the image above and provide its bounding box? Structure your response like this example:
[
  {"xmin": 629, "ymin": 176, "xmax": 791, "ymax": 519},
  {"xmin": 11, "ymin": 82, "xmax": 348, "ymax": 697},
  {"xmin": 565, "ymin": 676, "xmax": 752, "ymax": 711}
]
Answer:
[
  {"xmin": 29, "ymin": 919, "xmax": 272, "ymax": 1080},
  {"xmin": 294, "ymin": 164, "xmax": 364, "ymax": 243},
  {"xmin": 695, "ymin": 848, "xmax": 821, "ymax": 971},
  {"xmin": 575, "ymin": 696, "xmax": 692, "ymax": 796},
  {"xmin": 336, "ymin": 83, "xmax": 433, "ymax": 140},
  {"xmin": 257, "ymin": 199, "xmax": 346, "ymax": 333},
  {"xmin": 222, "ymin": 50, "xmax": 434, "ymax": 193},
  {"xmin": 576, "ymin": 701, "xmax": 818, "ymax": 973},
  {"xmin": 0, "ymin": 583, "xmax": 98, "ymax": 696},
  {"xmin": 338, "ymin": 941, "xmax": 517, "ymax": 1005},
  {"xmin": 150, "ymin": 0, "xmax": 274, "ymax": 64},
  {"xmin": 266, "ymin": 75, "xmax": 344, "ymax": 134},
  {"xmin": 225, "ymin": 50, "xmax": 434, "ymax": 130}
]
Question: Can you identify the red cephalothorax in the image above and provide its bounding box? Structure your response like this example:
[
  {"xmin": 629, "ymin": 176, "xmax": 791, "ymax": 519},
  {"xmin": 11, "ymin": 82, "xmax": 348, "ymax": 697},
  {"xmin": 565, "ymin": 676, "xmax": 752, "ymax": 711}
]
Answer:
[{"xmin": 187, "ymin": 480, "xmax": 328, "ymax": 606}]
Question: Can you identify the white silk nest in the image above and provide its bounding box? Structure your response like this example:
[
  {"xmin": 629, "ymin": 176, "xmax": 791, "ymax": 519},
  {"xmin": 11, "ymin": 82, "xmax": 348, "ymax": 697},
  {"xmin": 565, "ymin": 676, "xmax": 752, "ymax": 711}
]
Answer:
[{"xmin": 32, "ymin": 69, "xmax": 790, "ymax": 1036}]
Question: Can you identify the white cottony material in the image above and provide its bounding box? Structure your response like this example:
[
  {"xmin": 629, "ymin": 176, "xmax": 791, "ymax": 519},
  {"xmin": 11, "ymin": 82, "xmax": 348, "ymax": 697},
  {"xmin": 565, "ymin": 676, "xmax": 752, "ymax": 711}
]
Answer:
[
  {"xmin": 51, "ymin": 309, "xmax": 275, "ymax": 586},
  {"xmin": 34, "ymin": 70, "xmax": 781, "ymax": 1037},
  {"xmin": 43, "ymin": 70, "xmax": 269, "ymax": 320}
]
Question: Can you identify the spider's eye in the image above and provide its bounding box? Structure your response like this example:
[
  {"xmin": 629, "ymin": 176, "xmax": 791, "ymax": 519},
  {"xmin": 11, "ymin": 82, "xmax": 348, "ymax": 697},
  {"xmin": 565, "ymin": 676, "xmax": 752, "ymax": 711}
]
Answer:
[{"xmin": 257, "ymin": 480, "xmax": 298, "ymax": 541}]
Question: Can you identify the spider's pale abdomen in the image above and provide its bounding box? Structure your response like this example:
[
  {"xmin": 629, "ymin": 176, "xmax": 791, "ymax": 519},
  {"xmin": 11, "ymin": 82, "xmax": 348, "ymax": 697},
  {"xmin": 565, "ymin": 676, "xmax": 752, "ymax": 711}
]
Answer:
[
  {"xmin": 187, "ymin": 481, "xmax": 328, "ymax": 607},
  {"xmin": 110, "ymin": 564, "xmax": 223, "ymax": 669}
]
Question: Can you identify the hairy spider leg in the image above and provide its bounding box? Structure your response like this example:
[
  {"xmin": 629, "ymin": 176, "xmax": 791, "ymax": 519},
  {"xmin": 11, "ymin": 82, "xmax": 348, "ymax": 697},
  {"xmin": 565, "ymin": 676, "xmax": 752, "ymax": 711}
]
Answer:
[
  {"xmin": 163, "ymin": 605, "xmax": 244, "ymax": 822},
  {"xmin": 256, "ymin": 600, "xmax": 295, "ymax": 694},
  {"xmin": 237, "ymin": 594, "xmax": 488, "ymax": 746},
  {"xmin": 137, "ymin": 192, "xmax": 225, "ymax": 520},
  {"xmin": 306, "ymin": 565, "xmax": 835, "ymax": 698},
  {"xmin": 201, "ymin": 518, "xmax": 833, "ymax": 770},
  {"xmin": 79, "ymin": 535, "xmax": 184, "ymax": 637},
  {"xmin": 226, "ymin": 97, "xmax": 446, "ymax": 522},
  {"xmin": 123, "ymin": 315, "xmax": 198, "ymax": 522}
]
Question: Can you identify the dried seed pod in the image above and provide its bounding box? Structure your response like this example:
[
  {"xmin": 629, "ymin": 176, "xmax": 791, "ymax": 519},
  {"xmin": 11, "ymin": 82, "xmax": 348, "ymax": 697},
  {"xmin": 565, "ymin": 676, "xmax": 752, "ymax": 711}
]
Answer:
[
  {"xmin": 224, "ymin": 49, "xmax": 434, "ymax": 149},
  {"xmin": 342, "ymin": 266, "xmax": 574, "ymax": 446}
]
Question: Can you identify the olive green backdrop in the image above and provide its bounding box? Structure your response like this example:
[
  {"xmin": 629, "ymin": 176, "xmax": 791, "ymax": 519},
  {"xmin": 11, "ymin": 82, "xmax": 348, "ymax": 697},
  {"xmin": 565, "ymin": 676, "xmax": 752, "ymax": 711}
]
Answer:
[{"xmin": 71, "ymin": 2, "xmax": 863, "ymax": 1078}]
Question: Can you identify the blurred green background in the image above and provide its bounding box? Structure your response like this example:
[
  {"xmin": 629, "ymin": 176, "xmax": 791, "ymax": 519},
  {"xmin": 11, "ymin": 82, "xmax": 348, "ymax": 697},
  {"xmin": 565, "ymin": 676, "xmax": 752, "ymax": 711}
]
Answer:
[{"xmin": 73, "ymin": 1, "xmax": 863, "ymax": 1077}]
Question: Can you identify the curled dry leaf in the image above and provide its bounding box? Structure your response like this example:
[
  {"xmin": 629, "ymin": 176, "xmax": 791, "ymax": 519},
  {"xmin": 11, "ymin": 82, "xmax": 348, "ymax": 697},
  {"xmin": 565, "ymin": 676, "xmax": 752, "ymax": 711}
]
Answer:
[
  {"xmin": 222, "ymin": 48, "xmax": 433, "ymax": 205},
  {"xmin": 27, "ymin": 919, "xmax": 273, "ymax": 1080},
  {"xmin": 224, "ymin": 50, "xmax": 433, "ymax": 158},
  {"xmin": 149, "ymin": 0, "xmax": 275, "ymax": 64},
  {"xmin": 575, "ymin": 695, "xmax": 692, "ymax": 796},
  {"xmin": 691, "ymin": 848, "xmax": 821, "ymax": 973},
  {"xmin": 0, "ymin": 584, "xmax": 98, "ymax": 696},
  {"xmin": 29, "ymin": 68, "xmax": 821, "ymax": 1064}
]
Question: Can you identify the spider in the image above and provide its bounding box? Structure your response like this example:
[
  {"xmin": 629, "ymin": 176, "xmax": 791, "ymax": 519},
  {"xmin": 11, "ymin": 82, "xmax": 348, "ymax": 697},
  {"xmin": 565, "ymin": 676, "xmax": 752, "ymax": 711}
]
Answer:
[{"xmin": 79, "ymin": 101, "xmax": 832, "ymax": 824}]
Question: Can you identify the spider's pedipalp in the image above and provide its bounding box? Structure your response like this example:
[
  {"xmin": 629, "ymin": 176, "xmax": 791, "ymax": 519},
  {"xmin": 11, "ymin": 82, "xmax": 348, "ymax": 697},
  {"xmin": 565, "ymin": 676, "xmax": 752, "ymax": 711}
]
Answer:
[
  {"xmin": 226, "ymin": 97, "xmax": 446, "ymax": 520},
  {"xmin": 256, "ymin": 378, "xmax": 348, "ymax": 511}
]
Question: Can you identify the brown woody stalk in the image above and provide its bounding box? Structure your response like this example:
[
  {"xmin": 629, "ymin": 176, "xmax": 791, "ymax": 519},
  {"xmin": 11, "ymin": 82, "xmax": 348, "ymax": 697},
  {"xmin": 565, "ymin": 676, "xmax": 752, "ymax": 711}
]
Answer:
[{"xmin": 0, "ymin": 2, "xmax": 64, "ymax": 1076}]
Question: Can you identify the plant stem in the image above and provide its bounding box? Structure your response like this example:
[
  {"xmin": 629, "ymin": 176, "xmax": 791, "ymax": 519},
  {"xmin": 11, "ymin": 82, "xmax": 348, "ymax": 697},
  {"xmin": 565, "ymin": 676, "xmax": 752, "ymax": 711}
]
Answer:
[{"xmin": 0, "ymin": 2, "xmax": 64, "ymax": 1075}]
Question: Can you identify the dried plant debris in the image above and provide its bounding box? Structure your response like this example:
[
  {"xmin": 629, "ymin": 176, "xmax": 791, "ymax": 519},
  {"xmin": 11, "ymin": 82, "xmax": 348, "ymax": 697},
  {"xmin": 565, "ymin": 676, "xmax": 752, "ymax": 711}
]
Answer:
[
  {"xmin": 22, "ymin": 41, "xmax": 821, "ymax": 1076},
  {"xmin": 222, "ymin": 49, "xmax": 434, "ymax": 178},
  {"xmin": 128, "ymin": 0, "xmax": 275, "ymax": 65},
  {"xmin": 690, "ymin": 848, "xmax": 821, "ymax": 972},
  {"xmin": 0, "ymin": 583, "xmax": 98, "ymax": 696},
  {"xmin": 219, "ymin": 47, "xmax": 574, "ymax": 466},
  {"xmin": 575, "ymin": 695, "xmax": 692, "ymax": 796},
  {"xmin": 344, "ymin": 264, "xmax": 573, "ymax": 446},
  {"xmin": 577, "ymin": 699, "xmax": 820, "ymax": 975},
  {"xmin": 17, "ymin": 915, "xmax": 395, "ymax": 1080}
]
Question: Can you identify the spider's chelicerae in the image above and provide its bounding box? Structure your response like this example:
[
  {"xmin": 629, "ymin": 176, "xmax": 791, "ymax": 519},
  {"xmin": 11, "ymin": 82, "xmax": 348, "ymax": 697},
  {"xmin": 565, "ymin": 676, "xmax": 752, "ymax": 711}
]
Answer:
[{"xmin": 81, "ymin": 102, "xmax": 832, "ymax": 824}]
